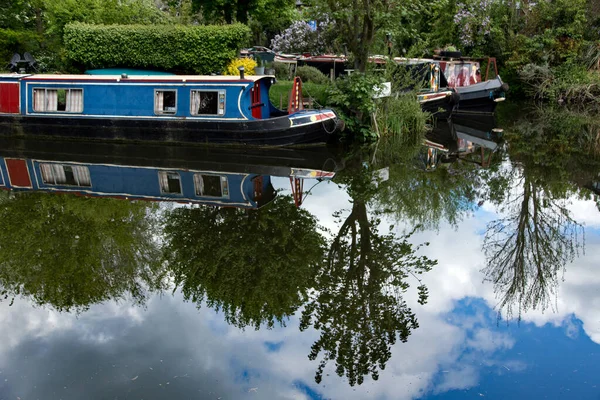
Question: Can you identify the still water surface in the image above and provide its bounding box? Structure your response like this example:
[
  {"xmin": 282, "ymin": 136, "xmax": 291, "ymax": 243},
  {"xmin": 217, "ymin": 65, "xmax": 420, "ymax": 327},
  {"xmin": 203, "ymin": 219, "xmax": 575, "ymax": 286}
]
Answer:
[{"xmin": 0, "ymin": 106, "xmax": 599, "ymax": 399}]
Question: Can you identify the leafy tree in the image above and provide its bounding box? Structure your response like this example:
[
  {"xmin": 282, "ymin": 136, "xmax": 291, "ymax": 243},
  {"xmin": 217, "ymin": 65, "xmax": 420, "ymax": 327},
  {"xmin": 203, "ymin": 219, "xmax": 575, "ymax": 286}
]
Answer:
[
  {"xmin": 309, "ymin": 0, "xmax": 382, "ymax": 72},
  {"xmin": 163, "ymin": 195, "xmax": 326, "ymax": 330},
  {"xmin": 192, "ymin": 0, "xmax": 269, "ymax": 24},
  {"xmin": 300, "ymin": 162, "xmax": 435, "ymax": 386},
  {"xmin": 0, "ymin": 192, "xmax": 163, "ymax": 312},
  {"xmin": 44, "ymin": 0, "xmax": 168, "ymax": 39},
  {"xmin": 248, "ymin": 0, "xmax": 298, "ymax": 45},
  {"xmin": 0, "ymin": 0, "xmax": 38, "ymax": 30}
]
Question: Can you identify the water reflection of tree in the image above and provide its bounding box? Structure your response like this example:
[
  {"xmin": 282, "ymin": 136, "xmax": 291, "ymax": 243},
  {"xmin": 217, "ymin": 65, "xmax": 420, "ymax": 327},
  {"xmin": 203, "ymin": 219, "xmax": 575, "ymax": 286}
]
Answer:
[
  {"xmin": 163, "ymin": 195, "xmax": 325, "ymax": 330},
  {"xmin": 300, "ymin": 163, "xmax": 435, "ymax": 386},
  {"xmin": 483, "ymin": 108, "xmax": 595, "ymax": 320},
  {"xmin": 482, "ymin": 168, "xmax": 584, "ymax": 319},
  {"xmin": 0, "ymin": 192, "xmax": 162, "ymax": 312},
  {"xmin": 374, "ymin": 162, "xmax": 482, "ymax": 230},
  {"xmin": 370, "ymin": 122, "xmax": 499, "ymax": 231}
]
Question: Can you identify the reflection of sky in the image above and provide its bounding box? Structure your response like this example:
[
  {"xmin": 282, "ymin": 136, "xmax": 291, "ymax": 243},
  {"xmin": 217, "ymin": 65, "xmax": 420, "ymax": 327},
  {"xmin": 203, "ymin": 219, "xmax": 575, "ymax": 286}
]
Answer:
[{"xmin": 1, "ymin": 180, "xmax": 600, "ymax": 399}]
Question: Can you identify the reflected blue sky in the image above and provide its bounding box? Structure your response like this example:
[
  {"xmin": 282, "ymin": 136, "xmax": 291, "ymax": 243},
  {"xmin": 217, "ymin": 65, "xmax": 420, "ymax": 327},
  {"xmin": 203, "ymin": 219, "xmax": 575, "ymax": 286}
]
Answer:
[{"xmin": 1, "ymin": 178, "xmax": 600, "ymax": 400}]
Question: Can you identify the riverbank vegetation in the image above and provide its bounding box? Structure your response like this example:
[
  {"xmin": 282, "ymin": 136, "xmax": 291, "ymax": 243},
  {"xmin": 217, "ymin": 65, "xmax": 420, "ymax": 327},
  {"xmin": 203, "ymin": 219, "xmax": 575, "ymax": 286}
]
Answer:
[{"xmin": 1, "ymin": 0, "xmax": 598, "ymax": 141}]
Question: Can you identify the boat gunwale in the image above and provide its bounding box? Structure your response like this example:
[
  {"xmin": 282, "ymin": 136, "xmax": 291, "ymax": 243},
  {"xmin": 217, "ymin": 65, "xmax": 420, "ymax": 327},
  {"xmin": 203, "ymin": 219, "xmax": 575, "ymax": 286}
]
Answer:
[{"xmin": 19, "ymin": 74, "xmax": 273, "ymax": 83}]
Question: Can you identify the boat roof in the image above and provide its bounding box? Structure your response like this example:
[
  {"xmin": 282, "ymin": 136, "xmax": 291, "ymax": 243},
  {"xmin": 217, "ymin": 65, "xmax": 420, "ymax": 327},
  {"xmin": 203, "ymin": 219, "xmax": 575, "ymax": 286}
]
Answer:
[
  {"xmin": 18, "ymin": 74, "xmax": 271, "ymax": 83},
  {"xmin": 0, "ymin": 73, "xmax": 30, "ymax": 79},
  {"xmin": 394, "ymin": 57, "xmax": 435, "ymax": 65}
]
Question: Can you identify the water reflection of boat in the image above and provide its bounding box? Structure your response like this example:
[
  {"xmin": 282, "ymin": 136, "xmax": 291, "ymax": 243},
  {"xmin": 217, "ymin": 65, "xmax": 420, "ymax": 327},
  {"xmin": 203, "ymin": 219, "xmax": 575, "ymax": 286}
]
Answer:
[
  {"xmin": 0, "ymin": 138, "xmax": 342, "ymax": 208},
  {"xmin": 420, "ymin": 114, "xmax": 502, "ymax": 170},
  {"xmin": 0, "ymin": 73, "xmax": 342, "ymax": 146},
  {"xmin": 453, "ymin": 114, "xmax": 503, "ymax": 152}
]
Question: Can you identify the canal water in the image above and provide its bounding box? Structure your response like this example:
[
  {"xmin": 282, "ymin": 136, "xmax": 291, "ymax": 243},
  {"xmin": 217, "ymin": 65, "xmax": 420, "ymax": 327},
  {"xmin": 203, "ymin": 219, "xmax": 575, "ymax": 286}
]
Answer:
[{"xmin": 0, "ymin": 105, "xmax": 599, "ymax": 399}]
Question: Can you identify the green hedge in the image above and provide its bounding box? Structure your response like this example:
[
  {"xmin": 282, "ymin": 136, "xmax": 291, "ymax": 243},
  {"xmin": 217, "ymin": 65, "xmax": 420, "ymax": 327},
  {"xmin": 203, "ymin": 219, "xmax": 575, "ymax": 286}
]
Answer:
[
  {"xmin": 64, "ymin": 23, "xmax": 251, "ymax": 74},
  {"xmin": 0, "ymin": 29, "xmax": 40, "ymax": 69}
]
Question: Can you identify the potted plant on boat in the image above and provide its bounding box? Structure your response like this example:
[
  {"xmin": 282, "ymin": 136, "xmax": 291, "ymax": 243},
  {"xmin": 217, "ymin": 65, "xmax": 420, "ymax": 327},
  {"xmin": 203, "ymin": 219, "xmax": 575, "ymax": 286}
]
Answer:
[
  {"xmin": 264, "ymin": 61, "xmax": 275, "ymax": 76},
  {"xmin": 254, "ymin": 55, "xmax": 265, "ymax": 75}
]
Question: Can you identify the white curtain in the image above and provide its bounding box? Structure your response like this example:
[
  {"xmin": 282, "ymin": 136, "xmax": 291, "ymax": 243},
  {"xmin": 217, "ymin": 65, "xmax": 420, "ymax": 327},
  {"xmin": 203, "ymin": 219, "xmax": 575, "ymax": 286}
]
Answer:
[
  {"xmin": 158, "ymin": 171, "xmax": 170, "ymax": 192},
  {"xmin": 40, "ymin": 163, "xmax": 66, "ymax": 184},
  {"xmin": 46, "ymin": 89, "xmax": 58, "ymax": 111},
  {"xmin": 193, "ymin": 174, "xmax": 204, "ymax": 195},
  {"xmin": 155, "ymin": 91, "xmax": 164, "ymax": 113},
  {"xmin": 67, "ymin": 89, "xmax": 83, "ymax": 112},
  {"xmin": 191, "ymin": 91, "xmax": 201, "ymax": 115},
  {"xmin": 33, "ymin": 89, "xmax": 46, "ymax": 111},
  {"xmin": 73, "ymin": 165, "xmax": 90, "ymax": 186},
  {"xmin": 40, "ymin": 164, "xmax": 90, "ymax": 186}
]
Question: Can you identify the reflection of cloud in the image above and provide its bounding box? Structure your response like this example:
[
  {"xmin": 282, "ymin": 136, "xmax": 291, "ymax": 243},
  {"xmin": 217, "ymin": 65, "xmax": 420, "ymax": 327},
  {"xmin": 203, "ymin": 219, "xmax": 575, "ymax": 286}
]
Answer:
[
  {"xmin": 0, "ymin": 190, "xmax": 599, "ymax": 399},
  {"xmin": 434, "ymin": 365, "xmax": 478, "ymax": 393},
  {"xmin": 467, "ymin": 328, "xmax": 515, "ymax": 352},
  {"xmin": 568, "ymin": 198, "xmax": 600, "ymax": 228},
  {"xmin": 0, "ymin": 295, "xmax": 319, "ymax": 400}
]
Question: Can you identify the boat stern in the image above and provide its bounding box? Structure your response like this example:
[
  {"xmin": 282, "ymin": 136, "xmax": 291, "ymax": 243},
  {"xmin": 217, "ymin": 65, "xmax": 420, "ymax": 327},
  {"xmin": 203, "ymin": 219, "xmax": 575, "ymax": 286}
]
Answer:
[{"xmin": 287, "ymin": 109, "xmax": 343, "ymax": 143}]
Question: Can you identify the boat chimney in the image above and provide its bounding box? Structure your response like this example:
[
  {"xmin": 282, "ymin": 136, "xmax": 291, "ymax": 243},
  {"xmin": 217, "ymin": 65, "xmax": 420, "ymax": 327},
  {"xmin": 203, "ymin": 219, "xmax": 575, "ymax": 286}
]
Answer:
[
  {"xmin": 121, "ymin": 73, "xmax": 128, "ymax": 79},
  {"xmin": 238, "ymin": 66, "xmax": 245, "ymax": 80}
]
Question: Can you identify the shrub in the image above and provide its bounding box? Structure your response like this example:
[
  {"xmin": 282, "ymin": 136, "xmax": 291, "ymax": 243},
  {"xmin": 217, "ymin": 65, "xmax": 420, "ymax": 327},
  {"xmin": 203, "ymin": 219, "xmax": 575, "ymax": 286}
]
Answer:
[
  {"xmin": 273, "ymin": 62, "xmax": 292, "ymax": 80},
  {"xmin": 295, "ymin": 65, "xmax": 330, "ymax": 84},
  {"xmin": 224, "ymin": 57, "xmax": 257, "ymax": 75},
  {"xmin": 64, "ymin": 23, "xmax": 251, "ymax": 74},
  {"xmin": 328, "ymin": 73, "xmax": 382, "ymax": 139}
]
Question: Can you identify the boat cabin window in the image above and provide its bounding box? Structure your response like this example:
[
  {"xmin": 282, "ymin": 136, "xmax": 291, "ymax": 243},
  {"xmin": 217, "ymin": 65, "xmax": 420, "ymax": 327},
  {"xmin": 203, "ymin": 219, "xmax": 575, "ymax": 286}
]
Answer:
[
  {"xmin": 40, "ymin": 163, "xmax": 91, "ymax": 187},
  {"xmin": 190, "ymin": 90, "xmax": 225, "ymax": 116},
  {"xmin": 194, "ymin": 174, "xmax": 229, "ymax": 197},
  {"xmin": 155, "ymin": 90, "xmax": 177, "ymax": 115},
  {"xmin": 158, "ymin": 171, "xmax": 182, "ymax": 194},
  {"xmin": 32, "ymin": 88, "xmax": 83, "ymax": 113}
]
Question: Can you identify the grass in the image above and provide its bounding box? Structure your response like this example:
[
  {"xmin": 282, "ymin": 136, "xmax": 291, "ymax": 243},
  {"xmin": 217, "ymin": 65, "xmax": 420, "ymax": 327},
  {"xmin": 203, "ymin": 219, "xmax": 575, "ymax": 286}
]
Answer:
[{"xmin": 269, "ymin": 80, "xmax": 331, "ymax": 109}]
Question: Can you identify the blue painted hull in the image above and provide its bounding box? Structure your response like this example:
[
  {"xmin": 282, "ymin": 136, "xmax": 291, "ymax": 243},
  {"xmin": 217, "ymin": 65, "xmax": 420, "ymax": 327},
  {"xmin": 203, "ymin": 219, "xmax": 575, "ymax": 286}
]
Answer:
[{"xmin": 0, "ymin": 135, "xmax": 344, "ymax": 174}]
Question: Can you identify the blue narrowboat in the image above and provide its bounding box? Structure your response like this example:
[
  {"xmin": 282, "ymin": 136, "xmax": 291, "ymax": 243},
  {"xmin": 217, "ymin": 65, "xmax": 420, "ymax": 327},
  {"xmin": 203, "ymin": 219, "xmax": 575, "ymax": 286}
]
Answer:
[{"xmin": 0, "ymin": 73, "xmax": 342, "ymax": 146}]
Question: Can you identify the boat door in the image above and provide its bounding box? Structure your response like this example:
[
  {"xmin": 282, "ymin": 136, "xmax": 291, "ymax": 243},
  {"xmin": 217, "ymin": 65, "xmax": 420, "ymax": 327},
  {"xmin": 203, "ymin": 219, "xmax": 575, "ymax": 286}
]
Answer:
[
  {"xmin": 4, "ymin": 159, "xmax": 32, "ymax": 188},
  {"xmin": 251, "ymin": 82, "xmax": 262, "ymax": 119},
  {"xmin": 0, "ymin": 82, "xmax": 20, "ymax": 114}
]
